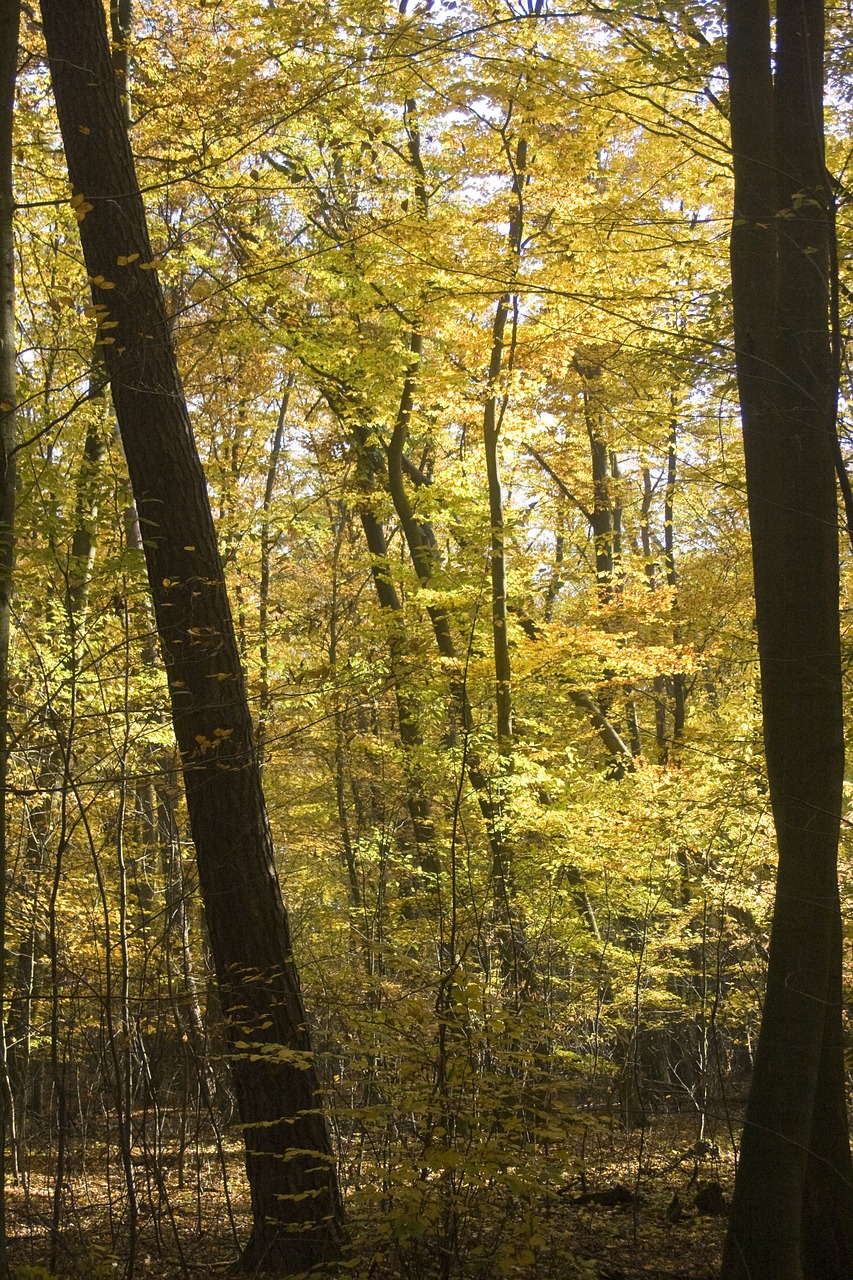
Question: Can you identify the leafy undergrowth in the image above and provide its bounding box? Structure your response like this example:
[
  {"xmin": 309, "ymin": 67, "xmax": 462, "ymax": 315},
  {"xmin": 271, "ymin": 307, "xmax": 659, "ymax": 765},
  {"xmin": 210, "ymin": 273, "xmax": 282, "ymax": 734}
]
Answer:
[{"xmin": 5, "ymin": 1121, "xmax": 729, "ymax": 1280}]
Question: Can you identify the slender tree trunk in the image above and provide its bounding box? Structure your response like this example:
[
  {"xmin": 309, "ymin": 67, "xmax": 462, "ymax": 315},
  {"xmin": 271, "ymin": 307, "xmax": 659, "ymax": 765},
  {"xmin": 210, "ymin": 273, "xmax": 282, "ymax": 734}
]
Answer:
[
  {"xmin": 384, "ymin": 373, "xmax": 533, "ymax": 990},
  {"xmin": 40, "ymin": 2, "xmax": 344, "ymax": 1270},
  {"xmin": 354, "ymin": 454, "xmax": 437, "ymax": 872},
  {"xmin": 65, "ymin": 379, "xmax": 110, "ymax": 622},
  {"xmin": 571, "ymin": 356, "xmax": 637, "ymax": 771},
  {"xmin": 481, "ymin": 128, "xmax": 527, "ymax": 985},
  {"xmin": 662, "ymin": 414, "xmax": 685, "ymax": 749},
  {"xmin": 377, "ymin": 115, "xmax": 533, "ymax": 989},
  {"xmin": 0, "ymin": 6, "xmax": 18, "ymax": 1274},
  {"xmin": 641, "ymin": 430, "xmax": 685, "ymax": 765},
  {"xmin": 608, "ymin": 450, "xmax": 642, "ymax": 756},
  {"xmin": 7, "ymin": 750, "xmax": 55, "ymax": 1186},
  {"xmin": 640, "ymin": 469, "xmax": 669, "ymax": 759},
  {"xmin": 257, "ymin": 376, "xmax": 294, "ymax": 776},
  {"xmin": 721, "ymin": 2, "xmax": 853, "ymax": 1275},
  {"xmin": 575, "ymin": 362, "xmax": 616, "ymax": 605},
  {"xmin": 525, "ymin": 444, "xmax": 634, "ymax": 771},
  {"xmin": 484, "ymin": 298, "xmax": 512, "ymax": 762}
]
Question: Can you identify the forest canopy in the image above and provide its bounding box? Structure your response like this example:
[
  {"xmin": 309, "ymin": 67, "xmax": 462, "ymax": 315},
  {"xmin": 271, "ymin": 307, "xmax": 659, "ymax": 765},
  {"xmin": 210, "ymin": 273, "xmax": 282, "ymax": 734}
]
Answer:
[{"xmin": 1, "ymin": 1, "xmax": 852, "ymax": 1277}]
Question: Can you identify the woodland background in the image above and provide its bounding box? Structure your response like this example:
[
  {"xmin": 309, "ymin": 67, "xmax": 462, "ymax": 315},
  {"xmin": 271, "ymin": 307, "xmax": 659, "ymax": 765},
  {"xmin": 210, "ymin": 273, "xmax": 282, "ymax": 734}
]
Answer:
[{"xmin": 2, "ymin": 1, "xmax": 852, "ymax": 1277}]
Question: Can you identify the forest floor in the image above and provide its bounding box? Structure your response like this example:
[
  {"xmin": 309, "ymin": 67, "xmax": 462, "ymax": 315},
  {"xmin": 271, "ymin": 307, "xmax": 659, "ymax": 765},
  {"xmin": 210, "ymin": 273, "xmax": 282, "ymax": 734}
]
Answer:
[
  {"xmin": 4, "ymin": 1118, "xmax": 730, "ymax": 1279},
  {"xmin": 525, "ymin": 1119, "xmax": 730, "ymax": 1280}
]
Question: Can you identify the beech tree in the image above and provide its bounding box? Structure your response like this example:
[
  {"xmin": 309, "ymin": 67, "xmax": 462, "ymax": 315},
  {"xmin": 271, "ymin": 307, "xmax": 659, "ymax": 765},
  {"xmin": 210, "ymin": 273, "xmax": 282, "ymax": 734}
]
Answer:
[
  {"xmin": 722, "ymin": 1, "xmax": 853, "ymax": 1276},
  {"xmin": 5, "ymin": 1, "xmax": 853, "ymax": 1275},
  {"xmin": 38, "ymin": 0, "xmax": 344, "ymax": 1272}
]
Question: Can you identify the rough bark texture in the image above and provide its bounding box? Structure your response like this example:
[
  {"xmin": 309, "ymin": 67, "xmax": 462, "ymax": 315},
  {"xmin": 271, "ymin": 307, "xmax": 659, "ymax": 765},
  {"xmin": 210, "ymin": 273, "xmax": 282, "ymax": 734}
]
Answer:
[
  {"xmin": 39, "ymin": 1, "xmax": 344, "ymax": 1271},
  {"xmin": 721, "ymin": 2, "xmax": 853, "ymax": 1276}
]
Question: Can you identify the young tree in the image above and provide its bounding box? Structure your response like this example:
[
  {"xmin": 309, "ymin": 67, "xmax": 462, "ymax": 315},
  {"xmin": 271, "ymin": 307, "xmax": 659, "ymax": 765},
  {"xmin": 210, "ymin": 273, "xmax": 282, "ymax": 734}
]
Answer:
[
  {"xmin": 0, "ymin": 4, "xmax": 19, "ymax": 1276},
  {"xmin": 722, "ymin": 2, "xmax": 853, "ymax": 1275},
  {"xmin": 38, "ymin": 0, "xmax": 345, "ymax": 1271}
]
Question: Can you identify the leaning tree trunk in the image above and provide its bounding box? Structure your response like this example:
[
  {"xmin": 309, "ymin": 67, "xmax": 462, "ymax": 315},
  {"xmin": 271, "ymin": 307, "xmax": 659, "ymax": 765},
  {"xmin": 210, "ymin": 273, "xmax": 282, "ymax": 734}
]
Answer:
[
  {"xmin": 39, "ymin": 1, "xmax": 345, "ymax": 1272},
  {"xmin": 721, "ymin": 2, "xmax": 853, "ymax": 1276}
]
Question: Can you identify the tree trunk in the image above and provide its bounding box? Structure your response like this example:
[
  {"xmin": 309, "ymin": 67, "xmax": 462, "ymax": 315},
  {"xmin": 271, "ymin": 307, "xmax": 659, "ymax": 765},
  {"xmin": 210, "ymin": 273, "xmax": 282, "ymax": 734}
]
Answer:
[
  {"xmin": 721, "ymin": 2, "xmax": 853, "ymax": 1276},
  {"xmin": 65, "ymin": 376, "xmax": 110, "ymax": 623},
  {"xmin": 574, "ymin": 357, "xmax": 616, "ymax": 605},
  {"xmin": 257, "ymin": 376, "xmax": 294, "ymax": 777},
  {"xmin": 0, "ymin": 4, "xmax": 18, "ymax": 1273},
  {"xmin": 356, "ymin": 483, "xmax": 438, "ymax": 872},
  {"xmin": 39, "ymin": 1, "xmax": 345, "ymax": 1271},
  {"xmin": 662, "ymin": 415, "xmax": 685, "ymax": 749},
  {"xmin": 384, "ymin": 363, "xmax": 533, "ymax": 991},
  {"xmin": 640, "ymin": 467, "xmax": 669, "ymax": 759}
]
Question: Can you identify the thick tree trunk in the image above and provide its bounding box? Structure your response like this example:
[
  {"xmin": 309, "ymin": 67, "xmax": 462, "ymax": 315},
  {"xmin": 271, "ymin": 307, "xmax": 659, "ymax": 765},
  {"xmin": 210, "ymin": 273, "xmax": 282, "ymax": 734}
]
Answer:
[
  {"xmin": 721, "ymin": 2, "xmax": 853, "ymax": 1276},
  {"xmin": 39, "ymin": 1, "xmax": 344, "ymax": 1271}
]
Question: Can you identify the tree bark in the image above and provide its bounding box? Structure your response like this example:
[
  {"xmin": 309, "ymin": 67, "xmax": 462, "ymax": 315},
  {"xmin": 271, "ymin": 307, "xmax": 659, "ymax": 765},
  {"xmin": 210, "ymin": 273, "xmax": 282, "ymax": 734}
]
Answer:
[
  {"xmin": 39, "ymin": 1, "xmax": 345, "ymax": 1271},
  {"xmin": 484, "ymin": 295, "xmax": 513, "ymax": 761},
  {"xmin": 640, "ymin": 467, "xmax": 669, "ymax": 759},
  {"xmin": 721, "ymin": 2, "xmax": 853, "ymax": 1276},
  {"xmin": 662, "ymin": 416, "xmax": 685, "ymax": 749},
  {"xmin": 355, "ymin": 459, "xmax": 438, "ymax": 871},
  {"xmin": 573, "ymin": 355, "xmax": 617, "ymax": 605},
  {"xmin": 384, "ymin": 366, "xmax": 533, "ymax": 991},
  {"xmin": 257, "ymin": 376, "xmax": 294, "ymax": 777},
  {"xmin": 65, "ymin": 376, "xmax": 109, "ymax": 623},
  {"xmin": 0, "ymin": 4, "xmax": 18, "ymax": 1273}
]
